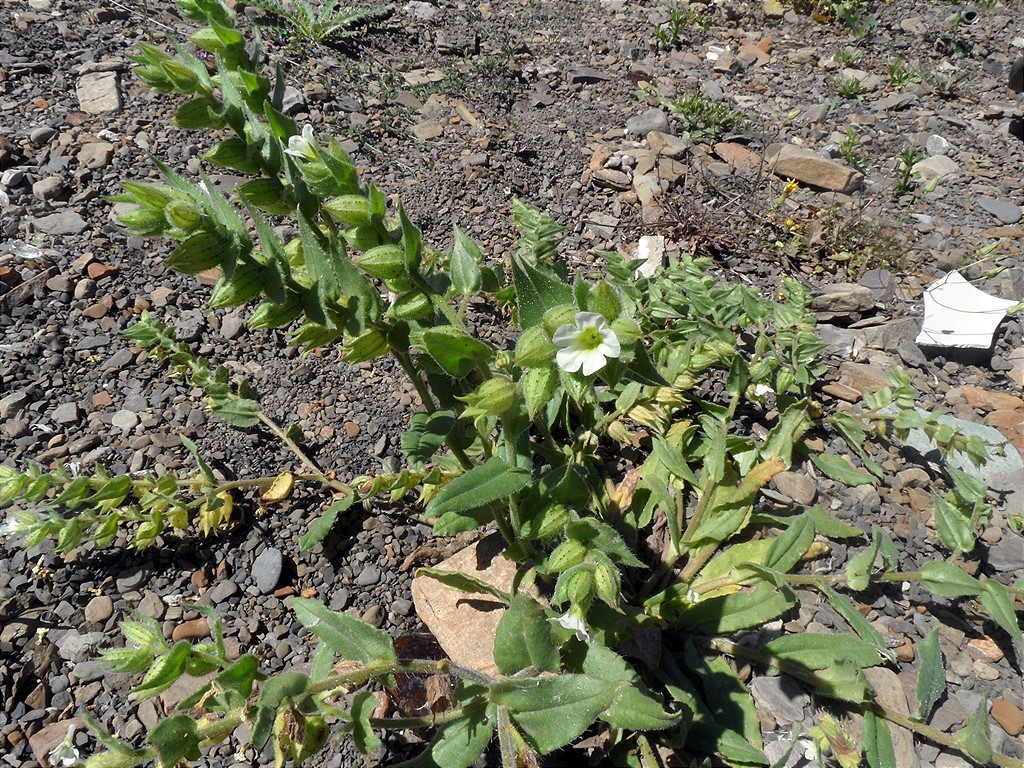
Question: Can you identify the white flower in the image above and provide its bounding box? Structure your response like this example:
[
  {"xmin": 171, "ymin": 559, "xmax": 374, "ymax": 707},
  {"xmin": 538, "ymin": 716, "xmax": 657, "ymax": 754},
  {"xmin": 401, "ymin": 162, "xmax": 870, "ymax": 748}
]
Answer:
[
  {"xmin": 550, "ymin": 612, "xmax": 592, "ymax": 644},
  {"xmin": 0, "ymin": 516, "xmax": 19, "ymax": 539},
  {"xmin": 686, "ymin": 589, "xmax": 700, "ymax": 605},
  {"xmin": 49, "ymin": 724, "xmax": 80, "ymax": 768},
  {"xmin": 552, "ymin": 311, "xmax": 621, "ymax": 376},
  {"xmin": 284, "ymin": 124, "xmax": 317, "ymax": 161},
  {"xmin": 753, "ymin": 383, "xmax": 774, "ymax": 398},
  {"xmin": 801, "ymin": 737, "xmax": 820, "ymax": 762}
]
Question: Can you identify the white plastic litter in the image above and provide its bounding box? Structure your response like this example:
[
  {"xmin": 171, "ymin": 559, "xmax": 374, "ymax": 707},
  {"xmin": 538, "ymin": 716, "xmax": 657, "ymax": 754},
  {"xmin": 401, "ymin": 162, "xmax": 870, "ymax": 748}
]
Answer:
[{"xmin": 916, "ymin": 270, "xmax": 1018, "ymax": 349}]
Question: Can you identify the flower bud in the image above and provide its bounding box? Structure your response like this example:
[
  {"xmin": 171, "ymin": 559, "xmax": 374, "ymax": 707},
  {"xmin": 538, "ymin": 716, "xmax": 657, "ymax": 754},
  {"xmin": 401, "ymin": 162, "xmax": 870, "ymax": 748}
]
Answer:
[
  {"xmin": 542, "ymin": 304, "xmax": 578, "ymax": 337},
  {"xmin": 164, "ymin": 200, "xmax": 203, "ymax": 231},
  {"xmin": 458, "ymin": 376, "xmax": 517, "ymax": 419},
  {"xmin": 515, "ymin": 326, "xmax": 557, "ymax": 368},
  {"xmin": 610, "ymin": 317, "xmax": 641, "ymax": 347},
  {"xmin": 586, "ymin": 280, "xmax": 622, "ymax": 321}
]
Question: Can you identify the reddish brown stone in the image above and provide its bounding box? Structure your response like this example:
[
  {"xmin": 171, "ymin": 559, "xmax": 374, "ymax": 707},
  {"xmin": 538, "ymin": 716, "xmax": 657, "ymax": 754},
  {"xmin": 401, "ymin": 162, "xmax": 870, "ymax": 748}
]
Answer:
[
  {"xmin": 86, "ymin": 262, "xmax": 119, "ymax": 280},
  {"xmin": 171, "ymin": 617, "xmax": 211, "ymax": 641},
  {"xmin": 992, "ymin": 698, "xmax": 1024, "ymax": 737}
]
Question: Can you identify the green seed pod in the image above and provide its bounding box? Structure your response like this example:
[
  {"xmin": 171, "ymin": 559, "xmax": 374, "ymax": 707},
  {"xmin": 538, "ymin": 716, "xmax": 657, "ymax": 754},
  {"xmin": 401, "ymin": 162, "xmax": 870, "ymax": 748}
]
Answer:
[
  {"xmin": 565, "ymin": 565, "xmax": 595, "ymax": 607},
  {"xmin": 515, "ymin": 325, "xmax": 558, "ymax": 368},
  {"xmin": 546, "ymin": 539, "xmax": 586, "ymax": 574},
  {"xmin": 323, "ymin": 194, "xmax": 373, "ymax": 226},
  {"xmin": 542, "ymin": 304, "xmax": 578, "ymax": 337},
  {"xmin": 459, "ymin": 376, "xmax": 517, "ymax": 418},
  {"xmin": 593, "ymin": 563, "xmax": 620, "ymax": 608},
  {"xmin": 343, "ymin": 224, "xmax": 383, "ymax": 252},
  {"xmin": 163, "ymin": 199, "xmax": 203, "ymax": 231},
  {"xmin": 533, "ymin": 503, "xmax": 571, "ymax": 541},
  {"xmin": 610, "ymin": 317, "xmax": 642, "ymax": 347},
  {"xmin": 390, "ymin": 291, "xmax": 433, "ymax": 320},
  {"xmin": 586, "ymin": 280, "xmax": 622, "ymax": 322},
  {"xmin": 355, "ymin": 244, "xmax": 406, "ymax": 280}
]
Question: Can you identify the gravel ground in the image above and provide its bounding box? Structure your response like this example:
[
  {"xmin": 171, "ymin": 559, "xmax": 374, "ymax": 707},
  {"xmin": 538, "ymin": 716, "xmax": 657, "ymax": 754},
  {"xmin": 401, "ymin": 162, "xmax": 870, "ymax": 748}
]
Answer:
[{"xmin": 1, "ymin": 0, "xmax": 1023, "ymax": 766}]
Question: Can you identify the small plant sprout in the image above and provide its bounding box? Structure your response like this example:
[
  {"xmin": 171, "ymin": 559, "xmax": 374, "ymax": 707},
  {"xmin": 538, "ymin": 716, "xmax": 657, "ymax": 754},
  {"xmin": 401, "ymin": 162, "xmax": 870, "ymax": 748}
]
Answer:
[
  {"xmin": 836, "ymin": 75, "xmax": 866, "ymax": 98},
  {"xmin": 892, "ymin": 145, "xmax": 926, "ymax": 198},
  {"xmin": 553, "ymin": 311, "xmax": 621, "ymax": 375},
  {"xmin": 888, "ymin": 58, "xmax": 922, "ymax": 88},
  {"xmin": 839, "ymin": 126, "xmax": 864, "ymax": 169},
  {"xmin": 832, "ymin": 46, "xmax": 860, "ymax": 67}
]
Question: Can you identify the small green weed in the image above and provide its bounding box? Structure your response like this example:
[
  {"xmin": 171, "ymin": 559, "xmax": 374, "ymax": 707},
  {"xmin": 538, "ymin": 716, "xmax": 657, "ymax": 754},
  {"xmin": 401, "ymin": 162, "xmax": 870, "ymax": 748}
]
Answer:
[
  {"xmin": 832, "ymin": 46, "xmax": 861, "ymax": 67},
  {"xmin": 891, "ymin": 145, "xmax": 926, "ymax": 199},
  {"xmin": 835, "ymin": 75, "xmax": 866, "ymax": 98},
  {"xmin": 246, "ymin": 0, "xmax": 384, "ymax": 45},
  {"xmin": 831, "ymin": 0, "xmax": 876, "ymax": 38},
  {"xmin": 888, "ymin": 59, "xmax": 921, "ymax": 89},
  {"xmin": 839, "ymin": 126, "xmax": 864, "ymax": 170},
  {"xmin": 661, "ymin": 92, "xmax": 748, "ymax": 144},
  {"xmin": 652, "ymin": 6, "xmax": 711, "ymax": 50}
]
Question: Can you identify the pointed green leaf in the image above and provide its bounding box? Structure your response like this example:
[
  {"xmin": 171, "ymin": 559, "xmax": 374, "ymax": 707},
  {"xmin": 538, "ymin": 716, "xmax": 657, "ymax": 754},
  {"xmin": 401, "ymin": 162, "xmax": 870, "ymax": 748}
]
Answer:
[
  {"xmin": 422, "ymin": 326, "xmax": 492, "ymax": 378},
  {"xmin": 817, "ymin": 582, "xmax": 887, "ymax": 654},
  {"xmin": 914, "ymin": 626, "xmax": 945, "ymax": 721},
  {"xmin": 920, "ymin": 561, "xmax": 983, "ymax": 598},
  {"xmin": 810, "ymin": 452, "xmax": 876, "ymax": 486},
  {"xmin": 863, "ymin": 709, "xmax": 896, "ymax": 768},
  {"xmin": 451, "ymin": 227, "xmax": 483, "ymax": 295},
  {"xmin": 933, "ymin": 494, "xmax": 975, "ymax": 554},
  {"xmin": 510, "ymin": 253, "xmax": 572, "ymax": 329},
  {"xmin": 427, "ymin": 457, "xmax": 531, "ymax": 520},
  {"xmin": 210, "ymin": 396, "xmax": 261, "ymax": 427},
  {"xmin": 761, "ymin": 634, "xmax": 884, "ymax": 670},
  {"xmin": 415, "ymin": 567, "xmax": 512, "ymax": 604},
  {"xmin": 762, "ymin": 512, "xmax": 815, "ymax": 573},
  {"xmin": 252, "ymin": 671, "xmax": 311, "ymax": 749},
  {"xmin": 293, "ymin": 598, "xmax": 397, "ymax": 664},
  {"xmin": 402, "ymin": 411, "xmax": 456, "ymax": 470},
  {"xmin": 684, "ymin": 643, "xmax": 761, "ymax": 747},
  {"xmin": 676, "ymin": 582, "xmax": 796, "ymax": 633},
  {"xmin": 956, "ymin": 697, "xmax": 992, "ymax": 765},
  {"xmin": 132, "ymin": 640, "xmax": 191, "ymax": 700},
  {"xmin": 393, "ymin": 700, "xmax": 492, "ymax": 768},
  {"xmin": 493, "ymin": 595, "xmax": 559, "ymax": 676},
  {"xmin": 979, "ymin": 579, "xmax": 1024, "ymax": 643},
  {"xmin": 300, "ymin": 494, "xmax": 357, "ymax": 550}
]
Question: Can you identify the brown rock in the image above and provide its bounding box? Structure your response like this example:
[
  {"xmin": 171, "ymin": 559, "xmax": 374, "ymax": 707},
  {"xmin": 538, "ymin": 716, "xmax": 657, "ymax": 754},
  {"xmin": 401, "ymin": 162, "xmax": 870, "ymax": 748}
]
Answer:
[
  {"xmin": 28, "ymin": 717, "xmax": 83, "ymax": 768},
  {"xmin": 992, "ymin": 698, "xmax": 1024, "ymax": 736},
  {"xmin": 86, "ymin": 262, "xmax": 119, "ymax": 281},
  {"xmin": 190, "ymin": 569, "xmax": 209, "ymax": 589},
  {"xmin": 81, "ymin": 295, "xmax": 113, "ymax": 319},
  {"xmin": 411, "ymin": 120, "xmax": 443, "ymax": 141},
  {"xmin": 91, "ymin": 391, "xmax": 113, "ymax": 409},
  {"xmin": 858, "ymin": 668, "xmax": 920, "ymax": 768},
  {"xmin": 966, "ymin": 636, "xmax": 1004, "ymax": 664},
  {"xmin": 986, "ymin": 410, "xmax": 1024, "ymax": 451},
  {"xmin": 768, "ymin": 144, "xmax": 863, "ymax": 193},
  {"xmin": 412, "ymin": 533, "xmax": 542, "ymax": 677},
  {"xmin": 838, "ymin": 362, "xmax": 891, "ymax": 395},
  {"xmin": 713, "ymin": 141, "xmax": 763, "ymax": 174},
  {"xmin": 589, "ymin": 146, "xmax": 614, "ymax": 171},
  {"xmin": 961, "ymin": 385, "xmax": 1024, "ymax": 412},
  {"xmin": 0, "ymin": 265, "xmax": 21, "ymax": 288},
  {"xmin": 344, "ymin": 420, "xmax": 360, "ymax": 437},
  {"xmin": 646, "ymin": 130, "xmax": 690, "ymax": 158},
  {"xmin": 171, "ymin": 617, "xmax": 211, "ymax": 641},
  {"xmin": 592, "ymin": 168, "xmax": 631, "ymax": 190}
]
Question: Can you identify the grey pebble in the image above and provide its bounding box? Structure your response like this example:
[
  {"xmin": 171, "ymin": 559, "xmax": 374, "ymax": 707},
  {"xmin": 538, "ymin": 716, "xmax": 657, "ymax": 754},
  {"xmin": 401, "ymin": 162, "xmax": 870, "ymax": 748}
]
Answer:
[
  {"xmin": 354, "ymin": 565, "xmax": 381, "ymax": 587},
  {"xmin": 111, "ymin": 409, "xmax": 140, "ymax": 433},
  {"xmin": 749, "ymin": 675, "xmax": 810, "ymax": 725},
  {"xmin": 55, "ymin": 629, "xmax": 106, "ymax": 662},
  {"xmin": 115, "ymin": 565, "xmax": 151, "ymax": 593},
  {"xmin": 253, "ymin": 547, "xmax": 284, "ymax": 594},
  {"xmin": 977, "ymin": 198, "xmax": 1022, "ymax": 225},
  {"xmin": 52, "ymin": 402, "xmax": 81, "ymax": 425},
  {"xmin": 626, "ymin": 107, "xmax": 670, "ymax": 136},
  {"xmin": 34, "ymin": 210, "xmax": 88, "ymax": 235},
  {"xmin": 201, "ymin": 579, "xmax": 239, "ymax": 605}
]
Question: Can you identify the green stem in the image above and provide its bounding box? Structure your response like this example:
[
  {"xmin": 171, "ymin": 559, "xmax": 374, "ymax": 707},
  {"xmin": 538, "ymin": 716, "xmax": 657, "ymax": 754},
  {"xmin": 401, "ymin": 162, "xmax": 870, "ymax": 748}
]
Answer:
[{"xmin": 256, "ymin": 411, "xmax": 348, "ymax": 493}]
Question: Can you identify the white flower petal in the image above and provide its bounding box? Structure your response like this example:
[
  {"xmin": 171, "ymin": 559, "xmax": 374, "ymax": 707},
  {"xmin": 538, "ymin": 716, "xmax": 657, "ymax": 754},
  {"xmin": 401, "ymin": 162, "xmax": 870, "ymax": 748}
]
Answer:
[
  {"xmin": 579, "ymin": 349, "xmax": 607, "ymax": 376},
  {"xmin": 574, "ymin": 311, "xmax": 606, "ymax": 329},
  {"xmin": 556, "ymin": 346, "xmax": 586, "ymax": 373},
  {"xmin": 552, "ymin": 324, "xmax": 580, "ymax": 347},
  {"xmin": 551, "ymin": 613, "xmax": 591, "ymax": 643}
]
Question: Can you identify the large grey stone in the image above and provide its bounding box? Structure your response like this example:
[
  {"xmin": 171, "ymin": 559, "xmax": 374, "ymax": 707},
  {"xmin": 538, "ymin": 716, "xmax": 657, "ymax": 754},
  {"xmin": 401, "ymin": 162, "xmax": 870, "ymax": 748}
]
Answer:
[
  {"xmin": 749, "ymin": 674, "xmax": 810, "ymax": 725},
  {"xmin": 34, "ymin": 210, "xmax": 88, "ymax": 235},
  {"xmin": 978, "ymin": 198, "xmax": 1022, "ymax": 225},
  {"xmin": 253, "ymin": 547, "xmax": 283, "ymax": 594},
  {"xmin": 626, "ymin": 107, "xmax": 671, "ymax": 136}
]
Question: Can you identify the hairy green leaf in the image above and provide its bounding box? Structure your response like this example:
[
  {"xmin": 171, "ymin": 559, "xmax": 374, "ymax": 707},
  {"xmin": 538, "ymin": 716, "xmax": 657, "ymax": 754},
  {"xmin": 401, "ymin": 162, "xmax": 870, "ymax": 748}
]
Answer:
[
  {"xmin": 293, "ymin": 598, "xmax": 396, "ymax": 664},
  {"xmin": 920, "ymin": 561, "xmax": 983, "ymax": 598},
  {"xmin": 956, "ymin": 697, "xmax": 992, "ymax": 765},
  {"xmin": 493, "ymin": 595, "xmax": 559, "ymax": 676},
  {"xmin": 676, "ymin": 582, "xmax": 795, "ymax": 633},
  {"xmin": 147, "ymin": 715, "xmax": 201, "ymax": 767},
  {"xmin": 762, "ymin": 512, "xmax": 814, "ymax": 573},
  {"xmin": 492, "ymin": 675, "xmax": 615, "ymax": 754},
  {"xmin": 761, "ymin": 634, "xmax": 884, "ymax": 670},
  {"xmin": 427, "ymin": 457, "xmax": 531, "ymax": 521},
  {"xmin": 980, "ymin": 579, "xmax": 1024, "ymax": 643},
  {"xmin": 914, "ymin": 626, "xmax": 945, "ymax": 721},
  {"xmin": 451, "ymin": 227, "xmax": 483, "ymax": 295},
  {"xmin": 351, "ymin": 691, "xmax": 382, "ymax": 755},
  {"xmin": 393, "ymin": 700, "xmax": 492, "ymax": 768},
  {"xmin": 300, "ymin": 494, "xmax": 357, "ymax": 550},
  {"xmin": 510, "ymin": 253, "xmax": 573, "ymax": 329},
  {"xmin": 863, "ymin": 709, "xmax": 896, "ymax": 768},
  {"xmin": 816, "ymin": 582, "xmax": 887, "ymax": 654},
  {"xmin": 810, "ymin": 453, "xmax": 876, "ymax": 486},
  {"xmin": 402, "ymin": 411, "xmax": 456, "ymax": 470},
  {"xmin": 422, "ymin": 326, "xmax": 492, "ymax": 379},
  {"xmin": 933, "ymin": 494, "xmax": 975, "ymax": 554}
]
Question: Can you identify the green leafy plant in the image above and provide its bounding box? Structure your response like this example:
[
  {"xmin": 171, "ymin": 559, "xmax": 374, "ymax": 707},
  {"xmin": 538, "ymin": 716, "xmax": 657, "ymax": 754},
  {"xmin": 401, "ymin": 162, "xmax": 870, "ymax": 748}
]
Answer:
[
  {"xmin": 3, "ymin": 2, "xmax": 1023, "ymax": 767},
  {"xmin": 245, "ymin": 0, "xmax": 384, "ymax": 44},
  {"xmin": 839, "ymin": 125, "xmax": 864, "ymax": 170},
  {"xmin": 652, "ymin": 6, "xmax": 712, "ymax": 50},
  {"xmin": 888, "ymin": 58, "xmax": 922, "ymax": 89},
  {"xmin": 891, "ymin": 145, "xmax": 926, "ymax": 199},
  {"xmin": 832, "ymin": 46, "xmax": 861, "ymax": 67},
  {"xmin": 835, "ymin": 75, "xmax": 866, "ymax": 98},
  {"xmin": 660, "ymin": 92, "xmax": 748, "ymax": 145},
  {"xmin": 830, "ymin": 0, "xmax": 876, "ymax": 39}
]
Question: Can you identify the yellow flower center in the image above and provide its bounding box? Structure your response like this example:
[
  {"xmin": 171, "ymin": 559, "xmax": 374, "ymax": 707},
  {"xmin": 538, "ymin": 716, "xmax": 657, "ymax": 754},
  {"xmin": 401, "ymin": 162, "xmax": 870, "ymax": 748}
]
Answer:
[{"xmin": 577, "ymin": 326, "xmax": 603, "ymax": 350}]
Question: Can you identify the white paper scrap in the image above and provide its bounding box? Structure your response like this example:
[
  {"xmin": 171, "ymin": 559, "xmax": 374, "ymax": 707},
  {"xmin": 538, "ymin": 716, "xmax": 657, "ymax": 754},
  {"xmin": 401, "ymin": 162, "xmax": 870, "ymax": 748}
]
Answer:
[{"xmin": 916, "ymin": 270, "xmax": 1018, "ymax": 349}]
